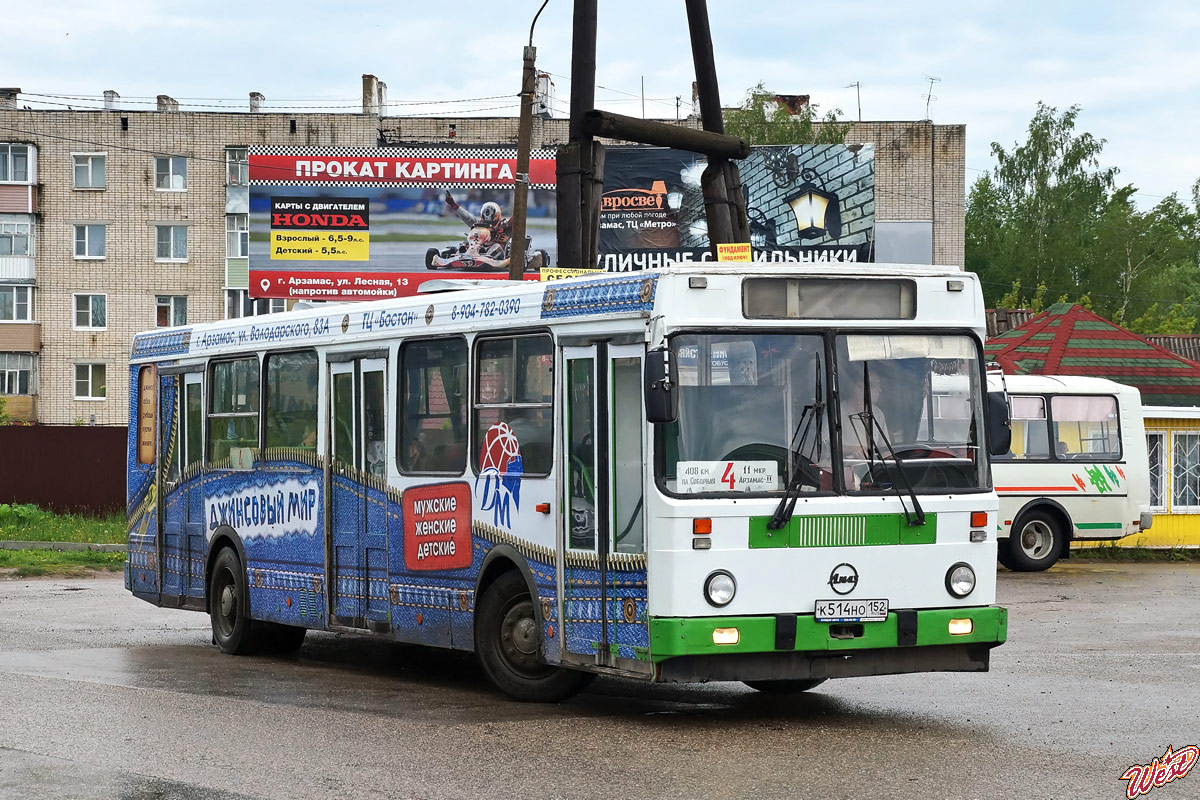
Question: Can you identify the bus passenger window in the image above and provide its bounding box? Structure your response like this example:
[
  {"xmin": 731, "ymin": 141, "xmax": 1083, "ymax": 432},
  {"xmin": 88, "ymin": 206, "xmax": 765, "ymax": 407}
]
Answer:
[
  {"xmin": 400, "ymin": 337, "xmax": 468, "ymax": 474},
  {"xmin": 474, "ymin": 335, "xmax": 553, "ymax": 476},
  {"xmin": 208, "ymin": 357, "xmax": 259, "ymax": 466},
  {"xmin": 264, "ymin": 351, "xmax": 319, "ymax": 452}
]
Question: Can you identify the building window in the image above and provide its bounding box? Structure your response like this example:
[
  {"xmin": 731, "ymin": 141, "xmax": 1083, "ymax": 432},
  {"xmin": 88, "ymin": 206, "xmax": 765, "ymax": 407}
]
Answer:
[
  {"xmin": 0, "ymin": 144, "xmax": 30, "ymax": 183},
  {"xmin": 1171, "ymin": 432, "xmax": 1200, "ymax": 512},
  {"xmin": 73, "ymin": 153, "xmax": 106, "ymax": 189},
  {"xmin": 155, "ymin": 224, "xmax": 188, "ymax": 261},
  {"xmin": 225, "ymin": 289, "xmax": 284, "ymax": 319},
  {"xmin": 74, "ymin": 224, "xmax": 106, "ymax": 259},
  {"xmin": 74, "ymin": 293, "xmax": 107, "ymax": 329},
  {"xmin": 74, "ymin": 363, "xmax": 106, "ymax": 400},
  {"xmin": 0, "ymin": 353, "xmax": 36, "ymax": 395},
  {"xmin": 0, "ymin": 218, "xmax": 32, "ymax": 255},
  {"xmin": 226, "ymin": 214, "xmax": 248, "ymax": 257},
  {"xmin": 155, "ymin": 295, "xmax": 187, "ymax": 327},
  {"xmin": 1147, "ymin": 431, "xmax": 1165, "ymax": 511},
  {"xmin": 226, "ymin": 147, "xmax": 248, "ymax": 186},
  {"xmin": 154, "ymin": 156, "xmax": 187, "ymax": 190},
  {"xmin": 0, "ymin": 285, "xmax": 32, "ymax": 322}
]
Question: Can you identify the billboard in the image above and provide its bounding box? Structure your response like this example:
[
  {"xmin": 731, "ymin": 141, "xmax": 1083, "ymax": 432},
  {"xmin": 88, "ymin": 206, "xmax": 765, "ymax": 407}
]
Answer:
[{"xmin": 248, "ymin": 144, "xmax": 874, "ymax": 301}]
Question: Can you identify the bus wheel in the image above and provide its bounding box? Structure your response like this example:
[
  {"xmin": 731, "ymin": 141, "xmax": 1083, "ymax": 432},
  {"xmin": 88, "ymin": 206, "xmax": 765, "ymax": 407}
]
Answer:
[
  {"xmin": 209, "ymin": 547, "xmax": 257, "ymax": 654},
  {"xmin": 262, "ymin": 623, "xmax": 307, "ymax": 654},
  {"xmin": 476, "ymin": 570, "xmax": 591, "ymax": 702},
  {"xmin": 743, "ymin": 679, "xmax": 827, "ymax": 693},
  {"xmin": 1004, "ymin": 510, "xmax": 1064, "ymax": 571}
]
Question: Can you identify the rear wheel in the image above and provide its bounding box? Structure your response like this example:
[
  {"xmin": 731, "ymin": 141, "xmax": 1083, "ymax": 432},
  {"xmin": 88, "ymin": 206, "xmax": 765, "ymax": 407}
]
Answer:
[
  {"xmin": 209, "ymin": 547, "xmax": 258, "ymax": 654},
  {"xmin": 1003, "ymin": 509, "xmax": 1064, "ymax": 571},
  {"xmin": 743, "ymin": 679, "xmax": 827, "ymax": 693},
  {"xmin": 475, "ymin": 570, "xmax": 591, "ymax": 702},
  {"xmin": 425, "ymin": 247, "xmax": 440, "ymax": 269}
]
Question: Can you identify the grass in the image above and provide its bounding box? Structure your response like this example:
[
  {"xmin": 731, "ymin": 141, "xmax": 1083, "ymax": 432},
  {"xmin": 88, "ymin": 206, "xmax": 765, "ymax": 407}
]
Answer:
[
  {"xmin": 1071, "ymin": 542, "xmax": 1198, "ymax": 562},
  {"xmin": 0, "ymin": 504, "xmax": 127, "ymax": 577},
  {"xmin": 0, "ymin": 549, "xmax": 125, "ymax": 577}
]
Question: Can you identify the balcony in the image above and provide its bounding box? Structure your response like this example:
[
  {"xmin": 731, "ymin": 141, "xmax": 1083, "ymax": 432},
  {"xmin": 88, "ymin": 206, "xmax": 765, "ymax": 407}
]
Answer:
[
  {"xmin": 0, "ymin": 183, "xmax": 38, "ymax": 214},
  {"xmin": 0, "ymin": 322, "xmax": 40, "ymax": 352},
  {"xmin": 0, "ymin": 255, "xmax": 34, "ymax": 281},
  {"xmin": 0, "ymin": 393, "xmax": 36, "ymax": 423}
]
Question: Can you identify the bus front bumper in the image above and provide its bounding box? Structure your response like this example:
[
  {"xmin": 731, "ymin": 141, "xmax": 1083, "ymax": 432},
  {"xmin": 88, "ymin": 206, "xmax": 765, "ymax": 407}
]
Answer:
[{"xmin": 648, "ymin": 606, "xmax": 1007, "ymax": 683}]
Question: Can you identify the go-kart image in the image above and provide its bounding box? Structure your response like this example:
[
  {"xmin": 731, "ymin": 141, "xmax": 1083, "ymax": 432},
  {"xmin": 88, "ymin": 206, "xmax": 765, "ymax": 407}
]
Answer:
[{"xmin": 425, "ymin": 225, "xmax": 549, "ymax": 273}]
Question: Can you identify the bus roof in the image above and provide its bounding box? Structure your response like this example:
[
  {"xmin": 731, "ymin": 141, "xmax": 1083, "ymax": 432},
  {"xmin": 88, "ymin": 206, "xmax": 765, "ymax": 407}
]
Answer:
[{"xmin": 990, "ymin": 373, "xmax": 1144, "ymax": 400}]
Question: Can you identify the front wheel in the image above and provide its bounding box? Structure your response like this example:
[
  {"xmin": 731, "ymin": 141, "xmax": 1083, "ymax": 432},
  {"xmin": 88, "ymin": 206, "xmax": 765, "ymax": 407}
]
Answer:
[
  {"xmin": 425, "ymin": 247, "xmax": 440, "ymax": 269},
  {"xmin": 1001, "ymin": 509, "xmax": 1065, "ymax": 571},
  {"xmin": 475, "ymin": 570, "xmax": 591, "ymax": 702},
  {"xmin": 209, "ymin": 547, "xmax": 258, "ymax": 654},
  {"xmin": 743, "ymin": 679, "xmax": 827, "ymax": 693}
]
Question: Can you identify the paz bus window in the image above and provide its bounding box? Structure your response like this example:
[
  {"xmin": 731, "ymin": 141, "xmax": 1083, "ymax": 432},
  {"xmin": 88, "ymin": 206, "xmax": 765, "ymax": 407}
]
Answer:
[{"xmin": 1051, "ymin": 395, "xmax": 1120, "ymax": 459}]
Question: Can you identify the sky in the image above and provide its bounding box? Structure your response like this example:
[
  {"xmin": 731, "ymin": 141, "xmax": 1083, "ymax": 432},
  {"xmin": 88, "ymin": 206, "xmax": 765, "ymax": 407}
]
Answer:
[{"xmin": 4, "ymin": 0, "xmax": 1198, "ymax": 210}]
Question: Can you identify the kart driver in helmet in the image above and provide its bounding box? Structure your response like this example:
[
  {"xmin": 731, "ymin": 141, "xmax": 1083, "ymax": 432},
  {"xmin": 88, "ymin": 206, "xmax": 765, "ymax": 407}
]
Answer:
[{"xmin": 444, "ymin": 190, "xmax": 513, "ymax": 259}]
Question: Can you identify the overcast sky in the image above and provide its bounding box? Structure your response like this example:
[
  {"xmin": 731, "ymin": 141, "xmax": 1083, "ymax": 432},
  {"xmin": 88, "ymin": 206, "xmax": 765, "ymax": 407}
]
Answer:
[{"xmin": 4, "ymin": 0, "xmax": 1197, "ymax": 210}]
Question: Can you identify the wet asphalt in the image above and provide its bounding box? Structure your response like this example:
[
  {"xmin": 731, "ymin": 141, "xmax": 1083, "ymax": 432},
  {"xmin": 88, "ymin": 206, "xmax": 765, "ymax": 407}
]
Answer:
[{"xmin": 0, "ymin": 561, "xmax": 1197, "ymax": 799}]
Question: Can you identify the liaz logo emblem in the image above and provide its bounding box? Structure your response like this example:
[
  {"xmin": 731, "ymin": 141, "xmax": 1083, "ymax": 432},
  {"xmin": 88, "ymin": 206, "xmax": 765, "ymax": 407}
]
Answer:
[{"xmin": 828, "ymin": 563, "xmax": 858, "ymax": 595}]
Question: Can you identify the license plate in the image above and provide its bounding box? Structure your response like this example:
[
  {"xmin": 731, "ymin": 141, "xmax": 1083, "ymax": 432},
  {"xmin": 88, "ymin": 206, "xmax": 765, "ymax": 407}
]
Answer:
[{"xmin": 815, "ymin": 598, "xmax": 889, "ymax": 623}]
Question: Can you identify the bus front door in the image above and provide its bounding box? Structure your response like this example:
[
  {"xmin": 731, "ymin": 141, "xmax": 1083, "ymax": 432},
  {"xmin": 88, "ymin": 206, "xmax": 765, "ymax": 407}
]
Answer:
[
  {"xmin": 329, "ymin": 357, "xmax": 389, "ymax": 628},
  {"xmin": 160, "ymin": 371, "xmax": 206, "ymax": 603},
  {"xmin": 559, "ymin": 343, "xmax": 650, "ymax": 674}
]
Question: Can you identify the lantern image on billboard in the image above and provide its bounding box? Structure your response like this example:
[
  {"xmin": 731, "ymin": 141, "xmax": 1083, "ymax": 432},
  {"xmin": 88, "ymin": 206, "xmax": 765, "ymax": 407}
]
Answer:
[{"xmin": 784, "ymin": 168, "xmax": 842, "ymax": 240}]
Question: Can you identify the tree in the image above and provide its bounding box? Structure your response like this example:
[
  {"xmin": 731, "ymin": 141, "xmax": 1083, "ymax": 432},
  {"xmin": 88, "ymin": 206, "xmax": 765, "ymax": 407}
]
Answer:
[{"xmin": 723, "ymin": 82, "xmax": 851, "ymax": 145}]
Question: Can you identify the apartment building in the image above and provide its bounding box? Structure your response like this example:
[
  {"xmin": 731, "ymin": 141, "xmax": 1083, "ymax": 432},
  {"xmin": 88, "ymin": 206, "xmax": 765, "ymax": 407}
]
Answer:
[{"xmin": 0, "ymin": 83, "xmax": 965, "ymax": 427}]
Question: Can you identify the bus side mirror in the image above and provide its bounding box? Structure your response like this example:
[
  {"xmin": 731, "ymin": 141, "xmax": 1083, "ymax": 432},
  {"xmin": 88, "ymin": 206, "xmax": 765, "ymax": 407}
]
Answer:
[
  {"xmin": 986, "ymin": 389, "xmax": 1011, "ymax": 456},
  {"xmin": 645, "ymin": 348, "xmax": 679, "ymax": 424}
]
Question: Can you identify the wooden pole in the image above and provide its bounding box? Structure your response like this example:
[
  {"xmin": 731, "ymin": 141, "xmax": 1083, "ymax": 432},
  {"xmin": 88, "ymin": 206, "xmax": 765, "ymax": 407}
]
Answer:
[
  {"xmin": 560, "ymin": 0, "xmax": 597, "ymax": 269},
  {"xmin": 555, "ymin": 142, "xmax": 582, "ymax": 269},
  {"xmin": 581, "ymin": 110, "xmax": 748, "ymax": 159},
  {"xmin": 584, "ymin": 143, "xmax": 605, "ymax": 270},
  {"xmin": 509, "ymin": 45, "xmax": 537, "ymax": 280}
]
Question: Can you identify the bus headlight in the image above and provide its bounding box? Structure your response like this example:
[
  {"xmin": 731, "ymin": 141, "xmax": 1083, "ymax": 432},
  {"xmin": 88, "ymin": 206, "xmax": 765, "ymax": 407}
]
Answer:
[
  {"xmin": 945, "ymin": 563, "xmax": 976, "ymax": 598},
  {"xmin": 704, "ymin": 570, "xmax": 737, "ymax": 607}
]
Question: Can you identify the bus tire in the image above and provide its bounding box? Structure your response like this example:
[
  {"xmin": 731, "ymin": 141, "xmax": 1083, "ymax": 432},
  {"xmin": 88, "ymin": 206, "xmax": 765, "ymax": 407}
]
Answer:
[
  {"xmin": 475, "ymin": 570, "xmax": 591, "ymax": 702},
  {"xmin": 743, "ymin": 679, "xmax": 827, "ymax": 693},
  {"xmin": 209, "ymin": 547, "xmax": 258, "ymax": 655},
  {"xmin": 1004, "ymin": 509, "xmax": 1064, "ymax": 571}
]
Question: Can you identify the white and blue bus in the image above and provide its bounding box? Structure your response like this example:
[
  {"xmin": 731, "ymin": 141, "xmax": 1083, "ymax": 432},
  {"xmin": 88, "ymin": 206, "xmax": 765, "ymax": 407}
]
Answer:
[{"xmin": 126, "ymin": 264, "xmax": 1010, "ymax": 701}]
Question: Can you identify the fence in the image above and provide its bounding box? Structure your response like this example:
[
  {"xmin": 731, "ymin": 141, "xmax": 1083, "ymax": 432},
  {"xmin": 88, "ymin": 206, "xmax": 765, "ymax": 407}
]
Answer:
[{"xmin": 0, "ymin": 426, "xmax": 126, "ymax": 514}]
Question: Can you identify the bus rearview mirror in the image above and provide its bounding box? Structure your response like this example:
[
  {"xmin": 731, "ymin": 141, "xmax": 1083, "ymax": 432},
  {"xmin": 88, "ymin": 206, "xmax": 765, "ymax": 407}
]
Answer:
[
  {"xmin": 645, "ymin": 348, "xmax": 679, "ymax": 424},
  {"xmin": 986, "ymin": 389, "xmax": 1012, "ymax": 456}
]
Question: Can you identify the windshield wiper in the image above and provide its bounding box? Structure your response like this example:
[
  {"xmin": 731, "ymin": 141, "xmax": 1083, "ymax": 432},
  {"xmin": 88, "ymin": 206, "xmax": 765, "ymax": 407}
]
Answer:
[
  {"xmin": 768, "ymin": 360, "xmax": 825, "ymax": 530},
  {"xmin": 858, "ymin": 365, "xmax": 926, "ymax": 526}
]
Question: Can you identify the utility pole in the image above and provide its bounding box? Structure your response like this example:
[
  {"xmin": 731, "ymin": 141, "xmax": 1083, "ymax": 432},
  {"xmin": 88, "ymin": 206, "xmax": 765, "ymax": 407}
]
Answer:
[
  {"xmin": 846, "ymin": 81, "xmax": 861, "ymax": 122},
  {"xmin": 510, "ymin": 0, "xmax": 550, "ymax": 280}
]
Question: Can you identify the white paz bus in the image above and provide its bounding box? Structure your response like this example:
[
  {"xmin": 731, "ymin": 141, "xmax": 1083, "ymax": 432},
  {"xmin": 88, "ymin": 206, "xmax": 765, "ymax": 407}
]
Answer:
[
  {"xmin": 988, "ymin": 374, "xmax": 1152, "ymax": 570},
  {"xmin": 126, "ymin": 264, "xmax": 1011, "ymax": 701}
]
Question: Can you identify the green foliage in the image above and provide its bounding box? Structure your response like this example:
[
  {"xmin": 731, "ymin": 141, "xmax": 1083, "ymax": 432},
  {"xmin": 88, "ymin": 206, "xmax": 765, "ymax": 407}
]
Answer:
[
  {"xmin": 0, "ymin": 505, "xmax": 125, "ymax": 544},
  {"xmin": 969, "ymin": 102, "xmax": 1200, "ymax": 331},
  {"xmin": 0, "ymin": 549, "xmax": 125, "ymax": 576},
  {"xmin": 723, "ymin": 82, "xmax": 852, "ymax": 145}
]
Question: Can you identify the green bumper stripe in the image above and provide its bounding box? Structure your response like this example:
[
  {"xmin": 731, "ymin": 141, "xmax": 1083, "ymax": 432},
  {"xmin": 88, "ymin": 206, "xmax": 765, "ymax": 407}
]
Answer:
[
  {"xmin": 1074, "ymin": 522, "xmax": 1124, "ymax": 530},
  {"xmin": 749, "ymin": 513, "xmax": 937, "ymax": 548},
  {"xmin": 648, "ymin": 606, "xmax": 1007, "ymax": 662}
]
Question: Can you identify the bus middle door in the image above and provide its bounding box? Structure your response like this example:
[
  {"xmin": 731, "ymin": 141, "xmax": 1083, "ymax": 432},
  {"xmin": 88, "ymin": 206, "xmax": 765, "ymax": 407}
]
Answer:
[
  {"xmin": 329, "ymin": 355, "xmax": 389, "ymax": 628},
  {"xmin": 559, "ymin": 342, "xmax": 650, "ymax": 673}
]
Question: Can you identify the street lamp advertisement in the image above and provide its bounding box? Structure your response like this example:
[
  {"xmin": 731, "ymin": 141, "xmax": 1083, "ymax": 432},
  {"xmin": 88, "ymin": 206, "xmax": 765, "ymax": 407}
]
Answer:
[
  {"xmin": 248, "ymin": 146, "xmax": 558, "ymax": 300},
  {"xmin": 248, "ymin": 144, "xmax": 874, "ymax": 301}
]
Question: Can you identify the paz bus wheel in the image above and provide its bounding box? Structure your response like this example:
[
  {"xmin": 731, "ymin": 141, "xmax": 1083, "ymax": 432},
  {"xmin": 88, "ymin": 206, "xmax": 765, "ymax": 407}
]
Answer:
[
  {"xmin": 209, "ymin": 547, "xmax": 258, "ymax": 654},
  {"xmin": 743, "ymin": 679, "xmax": 827, "ymax": 693},
  {"xmin": 1005, "ymin": 509, "xmax": 1064, "ymax": 571},
  {"xmin": 475, "ymin": 570, "xmax": 591, "ymax": 702}
]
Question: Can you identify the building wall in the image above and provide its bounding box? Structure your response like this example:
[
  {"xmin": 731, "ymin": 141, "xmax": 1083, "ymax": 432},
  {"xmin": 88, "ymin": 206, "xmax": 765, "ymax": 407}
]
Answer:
[{"xmin": 3, "ymin": 109, "xmax": 965, "ymax": 426}]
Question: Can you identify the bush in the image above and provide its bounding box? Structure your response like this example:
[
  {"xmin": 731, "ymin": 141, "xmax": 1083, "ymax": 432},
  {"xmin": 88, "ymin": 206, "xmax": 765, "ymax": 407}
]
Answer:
[{"xmin": 0, "ymin": 503, "xmax": 49, "ymax": 531}]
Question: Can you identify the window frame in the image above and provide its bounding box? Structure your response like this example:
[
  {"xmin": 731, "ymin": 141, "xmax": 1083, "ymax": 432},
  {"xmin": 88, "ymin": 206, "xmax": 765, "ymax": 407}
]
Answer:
[
  {"xmin": 0, "ymin": 284, "xmax": 33, "ymax": 322},
  {"xmin": 1146, "ymin": 430, "xmax": 1166, "ymax": 513},
  {"xmin": 1170, "ymin": 431, "xmax": 1200, "ymax": 514},
  {"xmin": 471, "ymin": 332, "xmax": 555, "ymax": 477},
  {"xmin": 226, "ymin": 147, "xmax": 249, "ymax": 186},
  {"xmin": 155, "ymin": 295, "xmax": 187, "ymax": 327},
  {"xmin": 0, "ymin": 144, "xmax": 32, "ymax": 184},
  {"xmin": 225, "ymin": 288, "xmax": 285, "ymax": 319},
  {"xmin": 154, "ymin": 155, "xmax": 188, "ymax": 191},
  {"xmin": 399, "ymin": 336, "xmax": 469, "ymax": 475},
  {"xmin": 74, "ymin": 362, "xmax": 106, "ymax": 400},
  {"xmin": 206, "ymin": 355, "xmax": 261, "ymax": 466},
  {"xmin": 0, "ymin": 217, "xmax": 33, "ymax": 256},
  {"xmin": 263, "ymin": 349, "xmax": 319, "ymax": 452},
  {"xmin": 73, "ymin": 293, "xmax": 107, "ymax": 330},
  {"xmin": 73, "ymin": 223, "xmax": 106, "ymax": 260},
  {"xmin": 226, "ymin": 214, "xmax": 249, "ymax": 258},
  {"xmin": 154, "ymin": 224, "xmax": 189, "ymax": 262},
  {"xmin": 1049, "ymin": 393, "xmax": 1122, "ymax": 461},
  {"xmin": 0, "ymin": 352, "xmax": 36, "ymax": 395},
  {"xmin": 72, "ymin": 152, "xmax": 107, "ymax": 190}
]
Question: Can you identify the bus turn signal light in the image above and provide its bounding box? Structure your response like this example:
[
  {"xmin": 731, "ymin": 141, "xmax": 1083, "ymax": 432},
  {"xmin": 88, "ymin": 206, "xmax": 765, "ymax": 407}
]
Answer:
[
  {"xmin": 970, "ymin": 511, "xmax": 988, "ymax": 528},
  {"xmin": 948, "ymin": 618, "xmax": 974, "ymax": 635},
  {"xmin": 693, "ymin": 518, "xmax": 712, "ymax": 535},
  {"xmin": 712, "ymin": 627, "xmax": 740, "ymax": 645}
]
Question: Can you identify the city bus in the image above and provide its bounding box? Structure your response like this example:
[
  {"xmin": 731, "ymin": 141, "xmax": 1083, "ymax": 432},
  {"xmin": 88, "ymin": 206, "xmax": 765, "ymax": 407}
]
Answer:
[
  {"xmin": 126, "ymin": 264, "xmax": 1011, "ymax": 701},
  {"xmin": 988, "ymin": 373, "xmax": 1152, "ymax": 571}
]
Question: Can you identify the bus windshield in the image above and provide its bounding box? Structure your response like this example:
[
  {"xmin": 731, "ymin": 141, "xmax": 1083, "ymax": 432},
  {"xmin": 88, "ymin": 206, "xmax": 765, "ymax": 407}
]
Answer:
[{"xmin": 659, "ymin": 331, "xmax": 987, "ymax": 495}]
